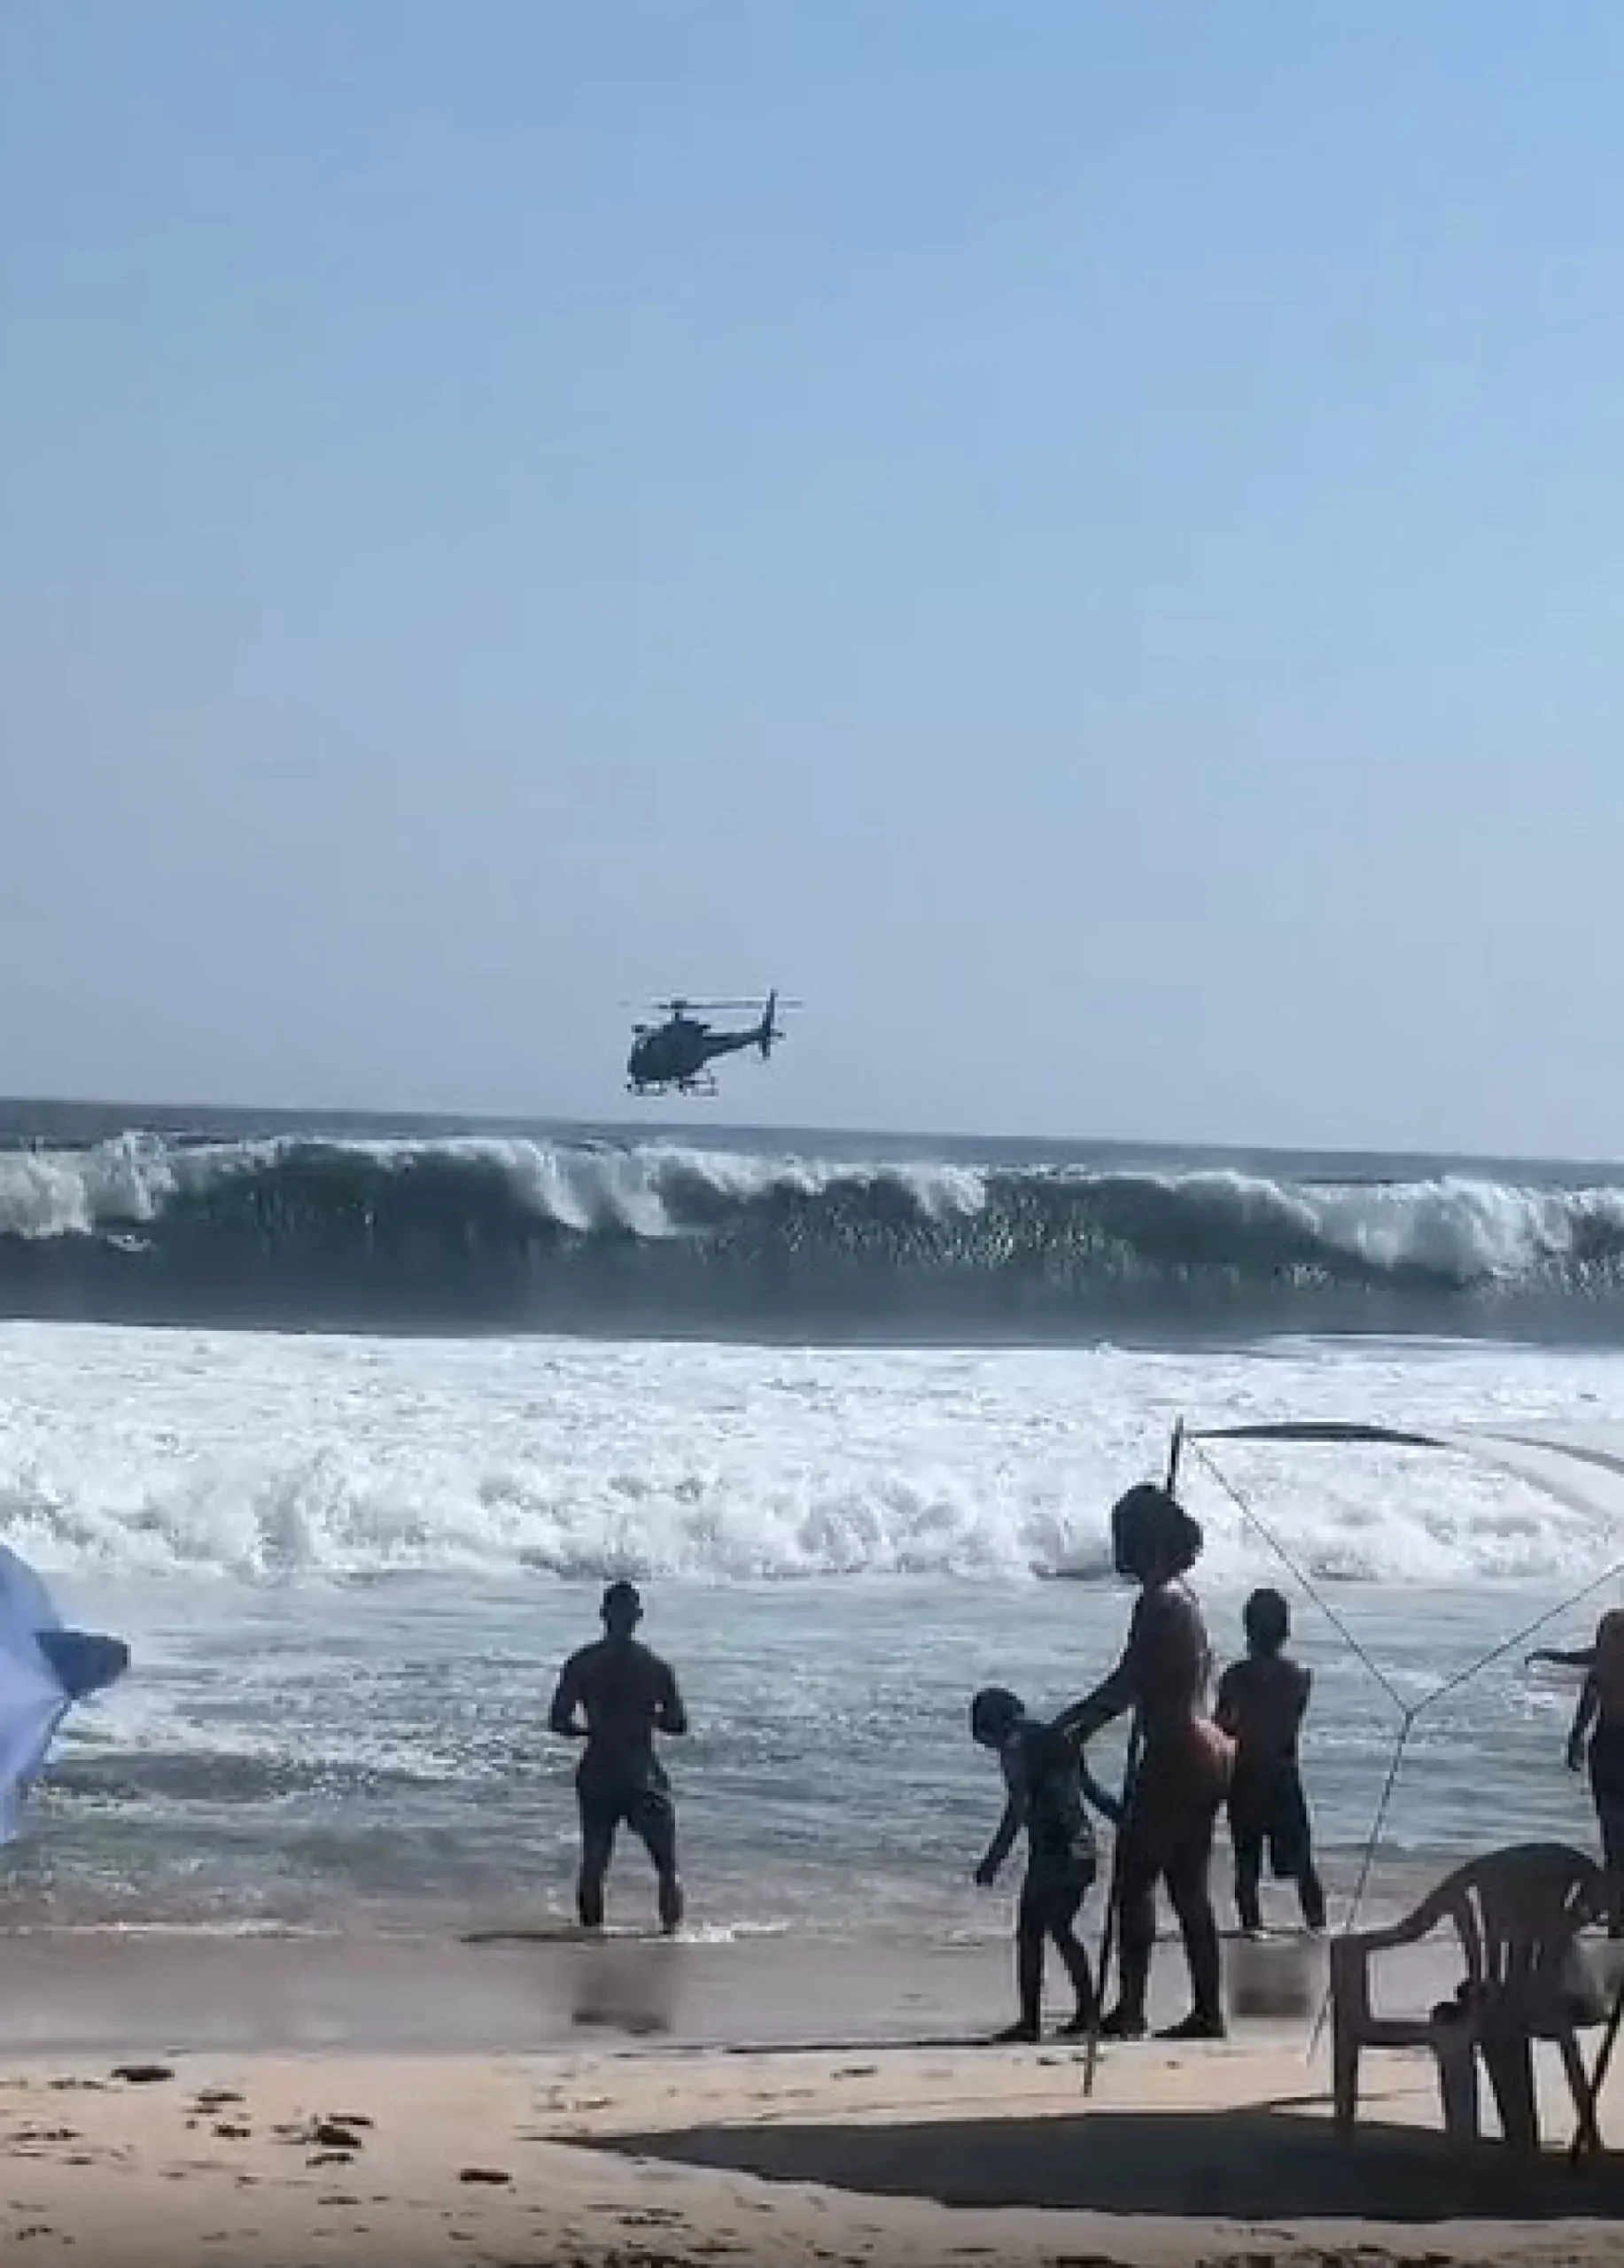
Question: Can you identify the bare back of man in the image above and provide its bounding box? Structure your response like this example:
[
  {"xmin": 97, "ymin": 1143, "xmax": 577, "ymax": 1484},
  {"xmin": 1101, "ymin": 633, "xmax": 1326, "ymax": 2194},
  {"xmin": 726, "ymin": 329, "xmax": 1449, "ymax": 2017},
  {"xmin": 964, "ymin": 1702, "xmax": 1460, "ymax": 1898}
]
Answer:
[{"xmin": 549, "ymin": 1582, "xmax": 688, "ymax": 1934}]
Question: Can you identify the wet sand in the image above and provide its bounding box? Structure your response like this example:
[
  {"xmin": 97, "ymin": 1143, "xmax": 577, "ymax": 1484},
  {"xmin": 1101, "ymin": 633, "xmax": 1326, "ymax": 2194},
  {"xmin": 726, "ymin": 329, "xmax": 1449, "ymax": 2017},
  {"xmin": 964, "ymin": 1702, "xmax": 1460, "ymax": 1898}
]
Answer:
[{"xmin": 0, "ymin": 1920, "xmax": 1462, "ymax": 2055}]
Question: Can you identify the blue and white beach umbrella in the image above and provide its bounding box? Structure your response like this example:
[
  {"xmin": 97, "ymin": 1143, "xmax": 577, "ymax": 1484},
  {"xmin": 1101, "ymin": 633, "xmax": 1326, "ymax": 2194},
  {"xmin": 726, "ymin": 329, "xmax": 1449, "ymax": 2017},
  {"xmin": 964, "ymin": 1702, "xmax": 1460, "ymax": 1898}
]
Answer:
[{"xmin": 0, "ymin": 1544, "xmax": 128, "ymax": 1843}]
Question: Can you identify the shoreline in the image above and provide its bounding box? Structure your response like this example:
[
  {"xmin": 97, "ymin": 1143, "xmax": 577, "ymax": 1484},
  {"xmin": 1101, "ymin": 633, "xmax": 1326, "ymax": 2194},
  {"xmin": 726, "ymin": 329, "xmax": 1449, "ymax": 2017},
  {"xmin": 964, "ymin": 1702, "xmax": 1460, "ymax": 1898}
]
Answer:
[{"xmin": 0, "ymin": 1918, "xmax": 1560, "ymax": 2058}]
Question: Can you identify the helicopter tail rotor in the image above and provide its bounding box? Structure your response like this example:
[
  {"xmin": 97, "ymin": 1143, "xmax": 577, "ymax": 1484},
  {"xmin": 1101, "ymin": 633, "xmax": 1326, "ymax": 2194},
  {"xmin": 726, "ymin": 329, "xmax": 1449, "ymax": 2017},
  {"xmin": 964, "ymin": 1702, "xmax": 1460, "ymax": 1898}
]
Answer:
[{"xmin": 758, "ymin": 990, "xmax": 781, "ymax": 1059}]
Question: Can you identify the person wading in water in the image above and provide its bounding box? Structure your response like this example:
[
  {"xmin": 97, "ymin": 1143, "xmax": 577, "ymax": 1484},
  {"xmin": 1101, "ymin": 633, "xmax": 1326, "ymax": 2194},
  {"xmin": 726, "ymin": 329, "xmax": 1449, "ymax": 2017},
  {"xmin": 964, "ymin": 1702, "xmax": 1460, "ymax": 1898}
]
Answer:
[
  {"xmin": 1056, "ymin": 1483, "xmax": 1233, "ymax": 2040},
  {"xmin": 548, "ymin": 1581, "xmax": 688, "ymax": 1934},
  {"xmin": 1216, "ymin": 1587, "xmax": 1326, "ymax": 1939}
]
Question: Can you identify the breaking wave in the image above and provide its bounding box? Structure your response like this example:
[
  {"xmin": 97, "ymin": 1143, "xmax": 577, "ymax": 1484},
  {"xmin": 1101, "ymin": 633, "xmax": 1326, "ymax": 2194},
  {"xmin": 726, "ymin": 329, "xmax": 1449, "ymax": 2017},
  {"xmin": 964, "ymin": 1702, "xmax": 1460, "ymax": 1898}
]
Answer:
[{"xmin": 3, "ymin": 1130, "xmax": 1624, "ymax": 1344}]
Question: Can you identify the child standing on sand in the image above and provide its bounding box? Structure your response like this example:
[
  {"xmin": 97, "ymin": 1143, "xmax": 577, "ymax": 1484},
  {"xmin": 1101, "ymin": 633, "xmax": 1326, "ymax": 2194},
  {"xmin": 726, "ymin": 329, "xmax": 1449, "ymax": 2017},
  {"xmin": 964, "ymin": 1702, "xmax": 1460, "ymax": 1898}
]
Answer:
[
  {"xmin": 1215, "ymin": 1589, "xmax": 1326, "ymax": 1938},
  {"xmin": 969, "ymin": 1686, "xmax": 1123, "ymax": 2043}
]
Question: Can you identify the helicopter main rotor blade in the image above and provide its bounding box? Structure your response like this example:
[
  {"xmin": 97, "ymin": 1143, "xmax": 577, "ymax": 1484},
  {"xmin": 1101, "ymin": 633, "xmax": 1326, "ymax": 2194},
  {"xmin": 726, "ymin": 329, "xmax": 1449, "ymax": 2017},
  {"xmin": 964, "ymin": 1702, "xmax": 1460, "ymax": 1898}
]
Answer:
[
  {"xmin": 619, "ymin": 994, "xmax": 805, "ymax": 1014},
  {"xmin": 688, "ymin": 996, "xmax": 806, "ymax": 1012}
]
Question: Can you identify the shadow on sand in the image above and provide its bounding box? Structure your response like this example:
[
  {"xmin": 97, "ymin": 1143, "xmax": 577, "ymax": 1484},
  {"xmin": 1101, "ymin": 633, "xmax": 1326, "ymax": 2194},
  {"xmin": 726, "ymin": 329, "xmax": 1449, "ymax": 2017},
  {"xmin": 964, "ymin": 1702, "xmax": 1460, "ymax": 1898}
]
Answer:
[{"xmin": 586, "ymin": 2101, "xmax": 1624, "ymax": 2223}]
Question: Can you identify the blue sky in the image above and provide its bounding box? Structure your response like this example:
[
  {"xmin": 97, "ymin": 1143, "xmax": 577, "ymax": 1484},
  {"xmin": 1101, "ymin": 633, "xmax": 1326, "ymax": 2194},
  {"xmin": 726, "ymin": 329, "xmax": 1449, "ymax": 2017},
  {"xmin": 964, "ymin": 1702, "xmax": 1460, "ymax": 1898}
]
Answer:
[{"xmin": 4, "ymin": 2, "xmax": 1622, "ymax": 1153}]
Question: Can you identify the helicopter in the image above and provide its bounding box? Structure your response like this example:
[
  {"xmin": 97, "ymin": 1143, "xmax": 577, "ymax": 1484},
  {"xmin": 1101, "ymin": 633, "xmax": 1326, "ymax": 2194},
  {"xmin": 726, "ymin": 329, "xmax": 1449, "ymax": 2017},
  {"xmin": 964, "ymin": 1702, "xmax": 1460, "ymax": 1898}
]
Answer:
[{"xmin": 625, "ymin": 991, "xmax": 795, "ymax": 1097}]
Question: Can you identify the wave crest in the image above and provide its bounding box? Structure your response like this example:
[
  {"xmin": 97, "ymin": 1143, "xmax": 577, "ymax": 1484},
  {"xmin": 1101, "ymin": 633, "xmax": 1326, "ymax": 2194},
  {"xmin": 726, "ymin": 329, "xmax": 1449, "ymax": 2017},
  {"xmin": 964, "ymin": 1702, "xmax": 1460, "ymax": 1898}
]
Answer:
[{"xmin": 1, "ymin": 1131, "xmax": 1622, "ymax": 1341}]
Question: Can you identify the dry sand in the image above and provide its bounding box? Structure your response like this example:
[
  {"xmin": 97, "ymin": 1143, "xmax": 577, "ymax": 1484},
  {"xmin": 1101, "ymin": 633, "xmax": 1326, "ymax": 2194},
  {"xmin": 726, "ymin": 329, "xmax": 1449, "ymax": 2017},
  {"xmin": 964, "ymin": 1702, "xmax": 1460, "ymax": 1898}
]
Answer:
[{"xmin": 5, "ymin": 2027, "xmax": 1624, "ymax": 2268}]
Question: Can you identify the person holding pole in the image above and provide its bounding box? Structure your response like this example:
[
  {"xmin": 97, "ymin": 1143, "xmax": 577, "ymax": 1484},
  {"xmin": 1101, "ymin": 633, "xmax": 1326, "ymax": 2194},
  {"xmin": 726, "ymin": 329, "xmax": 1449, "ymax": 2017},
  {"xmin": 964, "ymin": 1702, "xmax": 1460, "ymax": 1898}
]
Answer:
[{"xmin": 1055, "ymin": 1483, "xmax": 1233, "ymax": 2040}]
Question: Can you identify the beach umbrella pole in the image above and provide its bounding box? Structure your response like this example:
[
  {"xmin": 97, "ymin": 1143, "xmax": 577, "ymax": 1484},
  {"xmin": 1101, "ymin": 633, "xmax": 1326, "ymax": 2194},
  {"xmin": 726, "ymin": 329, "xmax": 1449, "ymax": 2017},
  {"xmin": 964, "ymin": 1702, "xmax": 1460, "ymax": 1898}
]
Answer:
[
  {"xmin": 1083, "ymin": 1721, "xmax": 1141, "ymax": 2096},
  {"xmin": 1082, "ymin": 1424, "xmax": 1181, "ymax": 2096}
]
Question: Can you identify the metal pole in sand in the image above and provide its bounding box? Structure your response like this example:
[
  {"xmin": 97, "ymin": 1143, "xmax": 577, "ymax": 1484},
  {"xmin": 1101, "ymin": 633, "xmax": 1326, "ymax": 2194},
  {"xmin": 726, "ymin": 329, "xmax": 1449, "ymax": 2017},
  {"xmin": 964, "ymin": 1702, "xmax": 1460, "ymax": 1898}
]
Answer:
[
  {"xmin": 1082, "ymin": 1420, "xmax": 1184, "ymax": 2099},
  {"xmin": 1083, "ymin": 1721, "xmax": 1141, "ymax": 2098}
]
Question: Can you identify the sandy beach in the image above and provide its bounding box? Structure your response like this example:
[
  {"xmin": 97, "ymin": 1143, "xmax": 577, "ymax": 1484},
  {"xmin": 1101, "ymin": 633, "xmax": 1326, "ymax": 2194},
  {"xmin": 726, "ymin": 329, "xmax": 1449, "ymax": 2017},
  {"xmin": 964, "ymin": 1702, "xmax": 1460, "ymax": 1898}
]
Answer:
[
  {"xmin": 4, "ymin": 1932, "xmax": 1624, "ymax": 2267},
  {"xmin": 6, "ymin": 2031, "xmax": 1624, "ymax": 2268}
]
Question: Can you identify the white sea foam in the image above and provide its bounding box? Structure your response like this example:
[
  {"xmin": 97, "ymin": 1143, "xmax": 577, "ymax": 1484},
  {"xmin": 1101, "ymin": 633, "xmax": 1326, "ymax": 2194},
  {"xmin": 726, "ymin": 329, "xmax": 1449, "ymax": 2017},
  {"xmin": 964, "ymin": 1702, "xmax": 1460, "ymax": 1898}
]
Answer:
[{"xmin": 0, "ymin": 1319, "xmax": 1620, "ymax": 1588}]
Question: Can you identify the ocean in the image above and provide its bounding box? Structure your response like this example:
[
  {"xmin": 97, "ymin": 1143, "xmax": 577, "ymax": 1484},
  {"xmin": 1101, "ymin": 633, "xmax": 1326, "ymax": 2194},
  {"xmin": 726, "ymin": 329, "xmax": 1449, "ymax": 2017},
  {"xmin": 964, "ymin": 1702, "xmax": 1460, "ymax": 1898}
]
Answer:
[{"xmin": 4, "ymin": 1101, "xmax": 1623, "ymax": 1979}]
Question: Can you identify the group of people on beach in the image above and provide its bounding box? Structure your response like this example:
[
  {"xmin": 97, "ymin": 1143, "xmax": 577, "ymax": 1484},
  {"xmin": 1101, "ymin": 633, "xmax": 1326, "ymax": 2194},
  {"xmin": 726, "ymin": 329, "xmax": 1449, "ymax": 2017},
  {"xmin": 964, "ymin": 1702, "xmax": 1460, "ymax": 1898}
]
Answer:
[
  {"xmin": 547, "ymin": 1483, "xmax": 1624, "ymax": 2048},
  {"xmin": 967, "ymin": 1482, "xmax": 1324, "ymax": 2043},
  {"xmin": 546, "ymin": 1484, "xmax": 1327, "ymax": 2045}
]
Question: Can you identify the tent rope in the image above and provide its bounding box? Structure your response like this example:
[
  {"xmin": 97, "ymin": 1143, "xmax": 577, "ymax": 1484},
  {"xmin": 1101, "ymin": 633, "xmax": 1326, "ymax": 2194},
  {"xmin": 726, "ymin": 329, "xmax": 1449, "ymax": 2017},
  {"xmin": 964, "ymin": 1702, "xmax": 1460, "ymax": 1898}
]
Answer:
[
  {"xmin": 1186, "ymin": 1439, "xmax": 1409, "ymax": 1716},
  {"xmin": 1181, "ymin": 1433, "xmax": 1624, "ymax": 2057}
]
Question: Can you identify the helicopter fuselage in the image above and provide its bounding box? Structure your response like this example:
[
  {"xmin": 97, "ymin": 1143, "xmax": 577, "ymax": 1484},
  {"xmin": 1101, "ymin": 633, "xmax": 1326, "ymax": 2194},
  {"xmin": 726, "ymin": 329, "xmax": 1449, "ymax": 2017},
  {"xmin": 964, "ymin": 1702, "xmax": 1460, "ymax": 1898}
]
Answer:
[
  {"xmin": 626, "ymin": 993, "xmax": 784, "ymax": 1098},
  {"xmin": 628, "ymin": 1020, "xmax": 758, "ymax": 1091},
  {"xmin": 626, "ymin": 1002, "xmax": 776, "ymax": 1095}
]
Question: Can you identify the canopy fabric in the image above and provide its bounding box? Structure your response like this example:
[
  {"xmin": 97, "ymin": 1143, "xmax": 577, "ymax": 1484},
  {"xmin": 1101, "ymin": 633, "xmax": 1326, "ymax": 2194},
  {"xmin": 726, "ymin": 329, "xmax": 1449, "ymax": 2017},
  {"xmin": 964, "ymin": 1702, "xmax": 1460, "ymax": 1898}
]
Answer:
[
  {"xmin": 0, "ymin": 1545, "xmax": 127, "ymax": 1845},
  {"xmin": 1185, "ymin": 1420, "xmax": 1624, "ymax": 1535}
]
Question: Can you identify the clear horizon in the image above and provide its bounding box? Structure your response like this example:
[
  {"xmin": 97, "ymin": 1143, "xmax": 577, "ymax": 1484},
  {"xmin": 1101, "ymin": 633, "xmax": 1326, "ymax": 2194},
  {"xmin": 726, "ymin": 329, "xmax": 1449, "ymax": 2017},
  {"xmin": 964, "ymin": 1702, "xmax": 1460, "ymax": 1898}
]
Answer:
[{"xmin": 5, "ymin": 3, "xmax": 1623, "ymax": 1157}]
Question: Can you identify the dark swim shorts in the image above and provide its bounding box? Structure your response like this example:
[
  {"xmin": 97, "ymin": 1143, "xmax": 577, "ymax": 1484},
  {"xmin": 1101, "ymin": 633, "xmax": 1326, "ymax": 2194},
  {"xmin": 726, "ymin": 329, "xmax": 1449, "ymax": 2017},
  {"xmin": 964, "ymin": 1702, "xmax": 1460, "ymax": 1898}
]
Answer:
[
  {"xmin": 576, "ymin": 1769, "xmax": 679, "ymax": 1868},
  {"xmin": 1227, "ymin": 1762, "xmax": 1311, "ymax": 1879},
  {"xmin": 1019, "ymin": 1842, "xmax": 1096, "ymax": 1931}
]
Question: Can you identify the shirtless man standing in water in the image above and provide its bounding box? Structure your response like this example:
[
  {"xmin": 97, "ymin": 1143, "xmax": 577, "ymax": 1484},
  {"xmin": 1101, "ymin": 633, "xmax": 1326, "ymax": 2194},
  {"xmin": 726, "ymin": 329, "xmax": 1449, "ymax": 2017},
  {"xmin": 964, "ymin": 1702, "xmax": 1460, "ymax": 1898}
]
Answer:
[{"xmin": 549, "ymin": 1581, "xmax": 688, "ymax": 1934}]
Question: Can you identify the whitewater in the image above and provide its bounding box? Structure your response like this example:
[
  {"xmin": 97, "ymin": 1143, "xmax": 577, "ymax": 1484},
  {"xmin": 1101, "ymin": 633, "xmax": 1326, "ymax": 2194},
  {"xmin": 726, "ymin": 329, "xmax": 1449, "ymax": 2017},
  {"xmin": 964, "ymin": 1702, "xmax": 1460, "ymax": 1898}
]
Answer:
[
  {"xmin": 7, "ymin": 1321, "xmax": 1624, "ymax": 1588},
  {"xmin": 6, "ymin": 1104, "xmax": 1624, "ymax": 1946}
]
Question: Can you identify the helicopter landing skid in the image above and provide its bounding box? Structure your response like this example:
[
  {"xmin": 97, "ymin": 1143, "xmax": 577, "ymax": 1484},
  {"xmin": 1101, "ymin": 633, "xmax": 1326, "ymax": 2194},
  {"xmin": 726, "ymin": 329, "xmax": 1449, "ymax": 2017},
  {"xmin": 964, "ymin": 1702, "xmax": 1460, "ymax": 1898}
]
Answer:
[{"xmin": 626, "ymin": 1075, "xmax": 719, "ymax": 1099}]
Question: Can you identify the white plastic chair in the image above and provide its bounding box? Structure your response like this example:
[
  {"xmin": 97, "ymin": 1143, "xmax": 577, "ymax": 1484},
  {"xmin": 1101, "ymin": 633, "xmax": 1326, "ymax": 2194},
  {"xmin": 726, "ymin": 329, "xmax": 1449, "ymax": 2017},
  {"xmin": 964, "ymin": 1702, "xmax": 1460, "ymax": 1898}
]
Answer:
[{"xmin": 1329, "ymin": 1843, "xmax": 1605, "ymax": 2152}]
